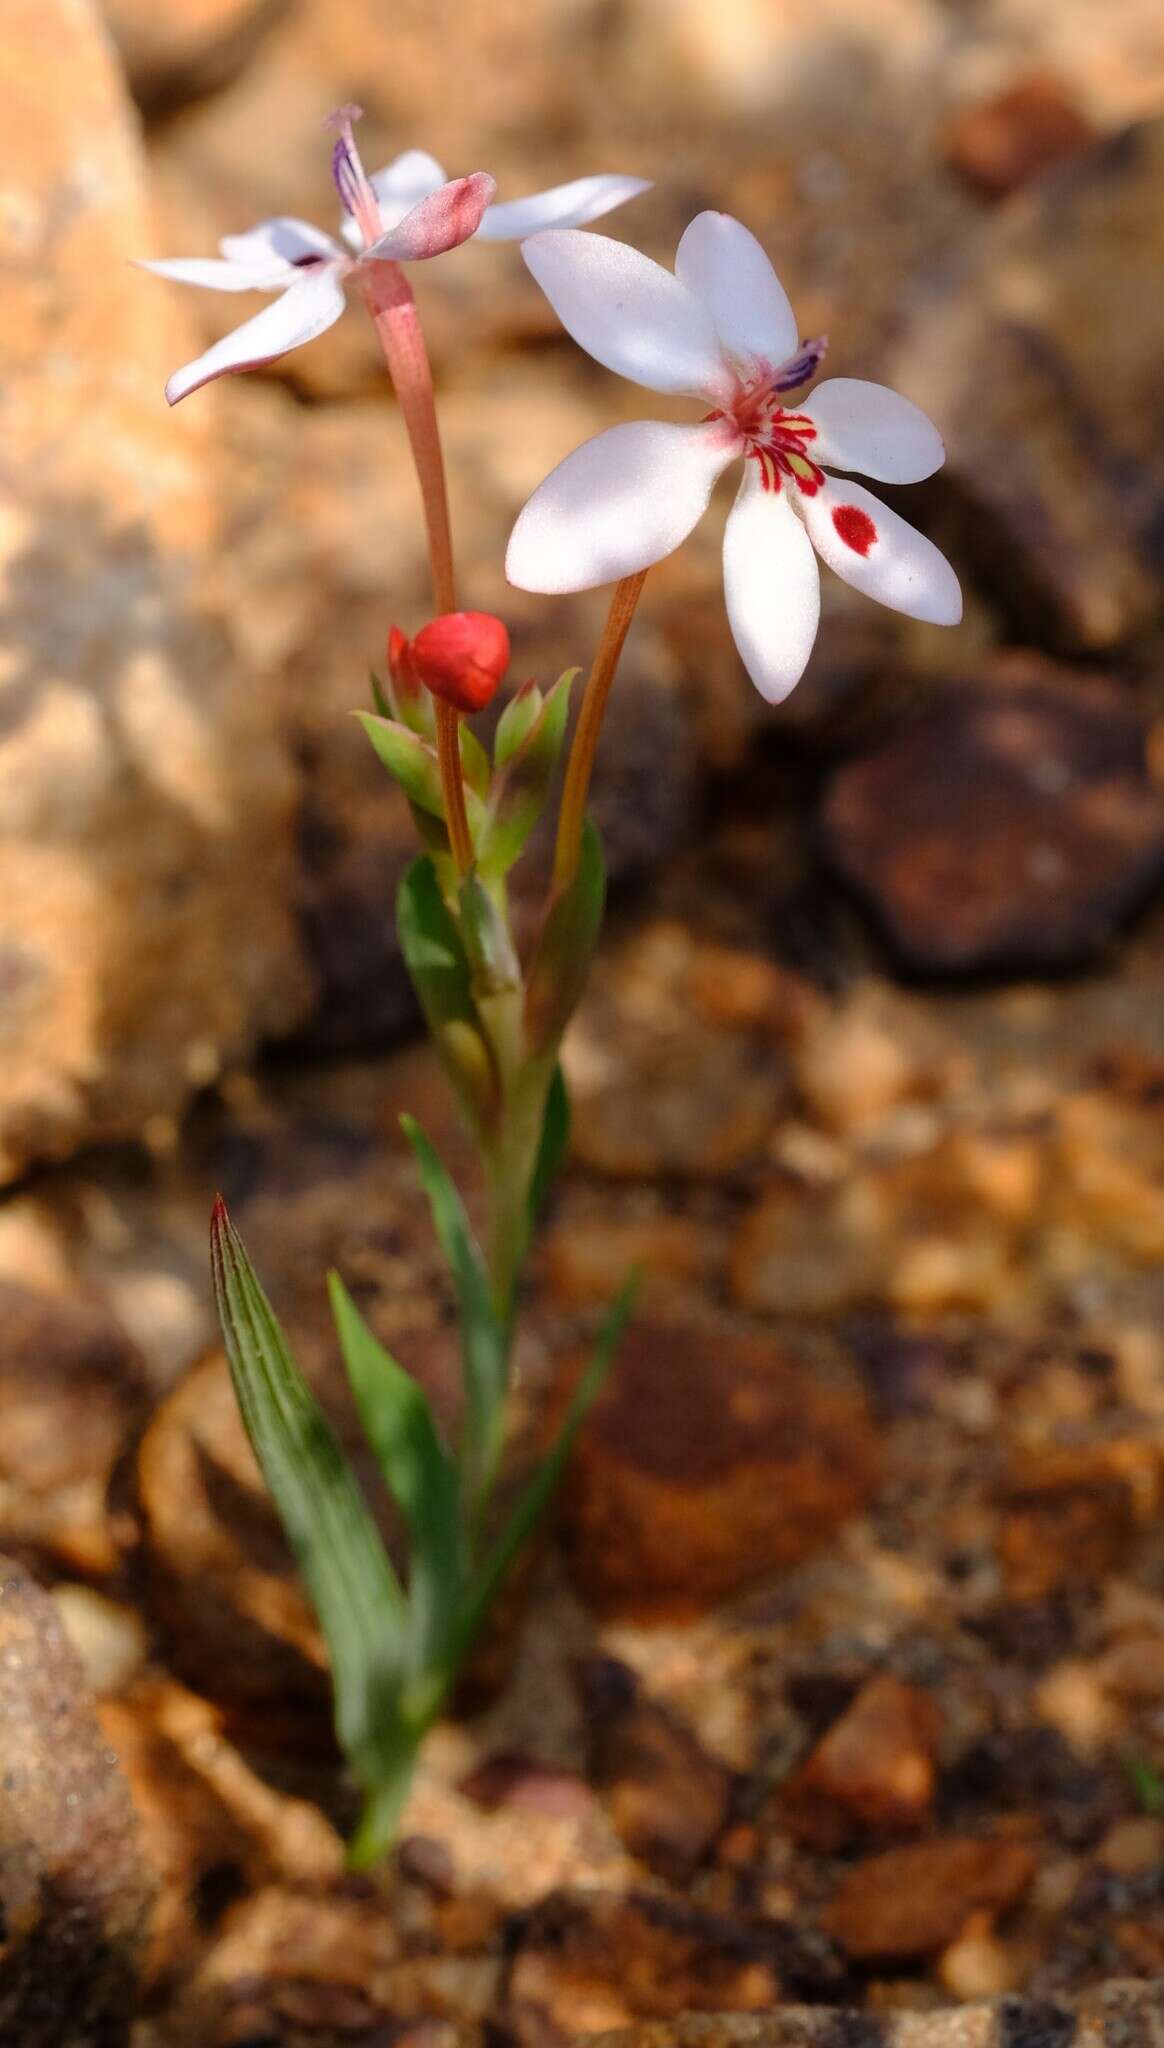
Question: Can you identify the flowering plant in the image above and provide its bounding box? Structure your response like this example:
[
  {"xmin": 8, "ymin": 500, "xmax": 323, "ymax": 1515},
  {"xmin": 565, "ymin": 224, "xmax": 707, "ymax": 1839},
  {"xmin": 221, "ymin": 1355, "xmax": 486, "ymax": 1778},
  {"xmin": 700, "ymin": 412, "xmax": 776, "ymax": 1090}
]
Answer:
[{"xmin": 146, "ymin": 110, "xmax": 958, "ymax": 1865}]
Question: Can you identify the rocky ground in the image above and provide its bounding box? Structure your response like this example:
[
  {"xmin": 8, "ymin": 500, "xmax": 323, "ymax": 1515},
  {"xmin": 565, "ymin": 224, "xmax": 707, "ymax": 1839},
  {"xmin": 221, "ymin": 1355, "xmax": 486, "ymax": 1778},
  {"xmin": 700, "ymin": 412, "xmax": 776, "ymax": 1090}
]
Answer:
[{"xmin": 4, "ymin": 0, "xmax": 1164, "ymax": 2043}]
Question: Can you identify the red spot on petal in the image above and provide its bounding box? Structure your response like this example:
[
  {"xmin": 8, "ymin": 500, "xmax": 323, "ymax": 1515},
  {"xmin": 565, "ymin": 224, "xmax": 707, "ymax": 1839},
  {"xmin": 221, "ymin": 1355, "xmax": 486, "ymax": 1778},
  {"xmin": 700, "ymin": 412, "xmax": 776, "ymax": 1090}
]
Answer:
[{"xmin": 832, "ymin": 504, "xmax": 878, "ymax": 555}]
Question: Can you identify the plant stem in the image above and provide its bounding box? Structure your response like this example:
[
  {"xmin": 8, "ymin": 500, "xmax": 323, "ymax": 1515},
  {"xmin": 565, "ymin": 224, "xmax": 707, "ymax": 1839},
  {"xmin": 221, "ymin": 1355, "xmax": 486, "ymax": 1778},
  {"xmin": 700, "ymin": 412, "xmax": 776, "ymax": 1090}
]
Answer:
[
  {"xmin": 552, "ymin": 571, "xmax": 647, "ymax": 890},
  {"xmin": 434, "ymin": 700, "xmax": 474, "ymax": 874}
]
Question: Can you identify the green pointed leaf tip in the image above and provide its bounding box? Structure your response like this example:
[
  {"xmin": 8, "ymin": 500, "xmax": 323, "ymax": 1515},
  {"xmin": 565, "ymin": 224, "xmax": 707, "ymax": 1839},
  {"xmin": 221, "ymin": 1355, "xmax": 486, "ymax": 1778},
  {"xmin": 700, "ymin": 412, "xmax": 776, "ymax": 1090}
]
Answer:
[
  {"xmin": 329, "ymin": 1274, "xmax": 464, "ymax": 1669},
  {"xmin": 524, "ymin": 816, "xmax": 606, "ymax": 1054},
  {"xmin": 528, "ymin": 1064, "xmax": 571, "ymax": 1225},
  {"xmin": 369, "ymin": 668, "xmax": 394, "ymax": 721},
  {"xmin": 494, "ymin": 679, "xmax": 543, "ymax": 769},
  {"xmin": 209, "ymin": 1198, "xmax": 406, "ymax": 1785},
  {"xmin": 478, "ymin": 669, "xmax": 578, "ymax": 878},
  {"xmin": 400, "ymin": 1116, "xmax": 508, "ymax": 1481},
  {"xmin": 357, "ymin": 713, "xmax": 445, "ymax": 818}
]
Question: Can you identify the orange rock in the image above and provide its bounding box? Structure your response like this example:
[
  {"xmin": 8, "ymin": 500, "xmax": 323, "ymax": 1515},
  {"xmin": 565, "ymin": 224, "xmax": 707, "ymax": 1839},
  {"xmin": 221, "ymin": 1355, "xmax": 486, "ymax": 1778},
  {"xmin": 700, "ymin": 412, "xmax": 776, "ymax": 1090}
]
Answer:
[
  {"xmin": 1000, "ymin": 1439, "xmax": 1161, "ymax": 1600},
  {"xmin": 557, "ymin": 1320, "xmax": 879, "ymax": 1619},
  {"xmin": 782, "ymin": 1674, "xmax": 941, "ymax": 1846},
  {"xmin": 824, "ymin": 1837, "xmax": 1037, "ymax": 1961},
  {"xmin": 943, "ymin": 74, "xmax": 1096, "ymax": 201}
]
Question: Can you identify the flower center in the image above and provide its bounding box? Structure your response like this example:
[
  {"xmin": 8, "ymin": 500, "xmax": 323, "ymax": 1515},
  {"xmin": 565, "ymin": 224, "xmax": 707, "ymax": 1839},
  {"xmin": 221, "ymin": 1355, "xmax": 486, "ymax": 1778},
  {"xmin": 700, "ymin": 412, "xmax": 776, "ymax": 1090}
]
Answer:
[{"xmin": 709, "ymin": 375, "xmax": 826, "ymax": 496}]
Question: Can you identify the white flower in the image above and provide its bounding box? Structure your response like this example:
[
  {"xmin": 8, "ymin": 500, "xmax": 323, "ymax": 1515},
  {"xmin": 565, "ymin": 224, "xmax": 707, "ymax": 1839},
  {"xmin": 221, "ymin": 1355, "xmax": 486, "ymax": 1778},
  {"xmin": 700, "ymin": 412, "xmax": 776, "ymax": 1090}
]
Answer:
[
  {"xmin": 141, "ymin": 146, "xmax": 650, "ymax": 408},
  {"xmin": 506, "ymin": 212, "xmax": 961, "ymax": 703}
]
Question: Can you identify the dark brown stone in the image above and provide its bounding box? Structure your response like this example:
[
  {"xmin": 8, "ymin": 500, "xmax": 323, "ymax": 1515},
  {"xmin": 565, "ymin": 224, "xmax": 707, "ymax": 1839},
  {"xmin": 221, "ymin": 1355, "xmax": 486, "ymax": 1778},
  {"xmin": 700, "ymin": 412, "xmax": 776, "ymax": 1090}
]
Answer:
[
  {"xmin": 0, "ymin": 1560, "xmax": 154, "ymax": 2046},
  {"xmin": 557, "ymin": 1319, "xmax": 879, "ymax": 1619},
  {"xmin": 823, "ymin": 1836, "xmax": 1037, "ymax": 1962},
  {"xmin": 503, "ymin": 1890, "xmax": 783, "ymax": 2048},
  {"xmin": 578, "ymin": 1657, "xmax": 736, "ymax": 1881},
  {"xmin": 892, "ymin": 121, "xmax": 1164, "ymax": 652},
  {"xmin": 942, "ymin": 74, "xmax": 1096, "ymax": 201},
  {"xmin": 822, "ymin": 669, "xmax": 1164, "ymax": 975}
]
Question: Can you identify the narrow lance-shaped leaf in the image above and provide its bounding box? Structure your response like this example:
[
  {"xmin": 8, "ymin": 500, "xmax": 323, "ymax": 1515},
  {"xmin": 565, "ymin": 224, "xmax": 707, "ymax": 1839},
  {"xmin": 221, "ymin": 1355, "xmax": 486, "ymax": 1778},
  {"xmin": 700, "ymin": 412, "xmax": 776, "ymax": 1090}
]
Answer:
[
  {"xmin": 329, "ymin": 1274, "xmax": 464, "ymax": 1676},
  {"xmin": 400, "ymin": 1115, "xmax": 508, "ymax": 1497},
  {"xmin": 478, "ymin": 668, "xmax": 577, "ymax": 879},
  {"xmin": 523, "ymin": 815, "xmax": 606, "ymax": 1055},
  {"xmin": 459, "ymin": 869, "xmax": 520, "ymax": 998},
  {"xmin": 452, "ymin": 1274, "xmax": 637, "ymax": 1666},
  {"xmin": 210, "ymin": 1199, "xmax": 406, "ymax": 1789},
  {"xmin": 358, "ymin": 713, "xmax": 445, "ymax": 818},
  {"xmin": 494, "ymin": 679, "xmax": 544, "ymax": 769},
  {"xmin": 528, "ymin": 1063, "xmax": 570, "ymax": 1226}
]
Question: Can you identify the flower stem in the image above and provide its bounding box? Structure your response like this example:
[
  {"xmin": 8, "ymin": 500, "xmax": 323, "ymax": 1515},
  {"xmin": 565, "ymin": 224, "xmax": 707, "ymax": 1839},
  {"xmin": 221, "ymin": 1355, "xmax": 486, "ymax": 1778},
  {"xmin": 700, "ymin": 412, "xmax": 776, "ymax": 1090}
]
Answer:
[
  {"xmin": 552, "ymin": 571, "xmax": 647, "ymax": 890},
  {"xmin": 434, "ymin": 700, "xmax": 474, "ymax": 874}
]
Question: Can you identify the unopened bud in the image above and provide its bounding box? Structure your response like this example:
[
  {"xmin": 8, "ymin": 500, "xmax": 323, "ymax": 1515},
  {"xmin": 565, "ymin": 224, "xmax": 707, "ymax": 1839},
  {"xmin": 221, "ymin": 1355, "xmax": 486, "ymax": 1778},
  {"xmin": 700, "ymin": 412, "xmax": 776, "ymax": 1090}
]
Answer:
[{"xmin": 409, "ymin": 611, "xmax": 510, "ymax": 715}]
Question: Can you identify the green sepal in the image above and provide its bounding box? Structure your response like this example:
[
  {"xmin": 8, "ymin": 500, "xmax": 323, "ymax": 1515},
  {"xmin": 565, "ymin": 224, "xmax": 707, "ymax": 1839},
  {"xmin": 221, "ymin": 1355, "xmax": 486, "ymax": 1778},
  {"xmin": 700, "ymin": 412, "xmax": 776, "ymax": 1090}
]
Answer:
[
  {"xmin": 396, "ymin": 857, "xmax": 498, "ymax": 1130},
  {"xmin": 369, "ymin": 668, "xmax": 393, "ymax": 722},
  {"xmin": 523, "ymin": 815, "xmax": 605, "ymax": 1055},
  {"xmin": 458, "ymin": 724, "xmax": 492, "ymax": 805},
  {"xmin": 452, "ymin": 1274, "xmax": 636, "ymax": 1666},
  {"xmin": 210, "ymin": 1200, "xmax": 407, "ymax": 1792},
  {"xmin": 329, "ymin": 1275, "xmax": 464, "ymax": 1674},
  {"xmin": 400, "ymin": 1115, "xmax": 508, "ymax": 1502},
  {"xmin": 478, "ymin": 669, "xmax": 577, "ymax": 880},
  {"xmin": 494, "ymin": 679, "xmax": 544, "ymax": 769}
]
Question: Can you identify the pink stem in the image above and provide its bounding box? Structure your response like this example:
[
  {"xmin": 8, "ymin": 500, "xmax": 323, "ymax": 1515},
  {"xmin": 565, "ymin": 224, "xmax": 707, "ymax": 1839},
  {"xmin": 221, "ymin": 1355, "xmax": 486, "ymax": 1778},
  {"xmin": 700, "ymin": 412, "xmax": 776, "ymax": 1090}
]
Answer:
[{"xmin": 361, "ymin": 261, "xmax": 457, "ymax": 617}]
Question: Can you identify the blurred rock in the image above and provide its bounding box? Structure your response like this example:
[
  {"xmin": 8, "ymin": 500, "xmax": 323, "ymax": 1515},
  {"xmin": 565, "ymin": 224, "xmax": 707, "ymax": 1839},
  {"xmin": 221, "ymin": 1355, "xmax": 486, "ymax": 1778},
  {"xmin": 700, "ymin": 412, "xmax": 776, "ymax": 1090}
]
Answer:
[
  {"xmin": 578, "ymin": 1657, "xmax": 736, "ymax": 1882},
  {"xmin": 503, "ymin": 1889, "xmax": 782, "ymax": 2046},
  {"xmin": 823, "ymin": 1836, "xmax": 1037, "ymax": 1962},
  {"xmin": 999, "ymin": 1440, "xmax": 1157, "ymax": 1600},
  {"xmin": 894, "ymin": 120, "xmax": 1164, "ymax": 651},
  {"xmin": 781, "ymin": 1673, "xmax": 941, "ymax": 1847},
  {"xmin": 102, "ymin": 0, "xmax": 286, "ymax": 116},
  {"xmin": 823, "ymin": 668, "xmax": 1164, "ymax": 975},
  {"xmin": 557, "ymin": 1319, "xmax": 879, "ymax": 1618},
  {"xmin": 0, "ymin": 0, "xmax": 309, "ymax": 1186},
  {"xmin": 0, "ymin": 1559, "xmax": 153, "ymax": 2046},
  {"xmin": 0, "ymin": 1281, "xmax": 147, "ymax": 1575},
  {"xmin": 53, "ymin": 1584, "xmax": 149, "ymax": 1696},
  {"xmin": 942, "ymin": 74, "xmax": 1096, "ymax": 201}
]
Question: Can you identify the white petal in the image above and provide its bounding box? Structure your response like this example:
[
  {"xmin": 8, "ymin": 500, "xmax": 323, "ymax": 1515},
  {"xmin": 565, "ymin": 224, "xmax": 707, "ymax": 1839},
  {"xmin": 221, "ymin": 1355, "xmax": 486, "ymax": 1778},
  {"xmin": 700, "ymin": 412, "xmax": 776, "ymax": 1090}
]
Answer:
[
  {"xmin": 139, "ymin": 256, "xmax": 285, "ymax": 293},
  {"xmin": 220, "ymin": 215, "xmax": 342, "ymax": 271},
  {"xmin": 674, "ymin": 211, "xmax": 798, "ymax": 370},
  {"xmin": 522, "ymin": 229, "xmax": 728, "ymax": 399},
  {"xmin": 363, "ymin": 173, "xmax": 495, "ymax": 262},
  {"xmin": 801, "ymin": 477, "xmax": 962, "ymax": 625},
  {"xmin": 506, "ymin": 420, "xmax": 735, "ymax": 593},
  {"xmin": 806, "ymin": 378, "xmax": 945, "ymax": 483},
  {"xmin": 475, "ymin": 173, "xmax": 651, "ymax": 240},
  {"xmin": 164, "ymin": 266, "xmax": 347, "ymax": 405},
  {"xmin": 370, "ymin": 151, "xmax": 448, "ymax": 226},
  {"xmin": 722, "ymin": 468, "xmax": 821, "ymax": 703}
]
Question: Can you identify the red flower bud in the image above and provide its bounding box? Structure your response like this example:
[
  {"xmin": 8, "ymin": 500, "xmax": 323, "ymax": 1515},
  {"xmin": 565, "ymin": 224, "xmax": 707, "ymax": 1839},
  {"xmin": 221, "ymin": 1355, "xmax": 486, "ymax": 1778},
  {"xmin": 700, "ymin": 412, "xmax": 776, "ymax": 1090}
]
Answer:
[
  {"xmin": 387, "ymin": 624, "xmax": 420, "ymax": 698},
  {"xmin": 409, "ymin": 611, "xmax": 510, "ymax": 715}
]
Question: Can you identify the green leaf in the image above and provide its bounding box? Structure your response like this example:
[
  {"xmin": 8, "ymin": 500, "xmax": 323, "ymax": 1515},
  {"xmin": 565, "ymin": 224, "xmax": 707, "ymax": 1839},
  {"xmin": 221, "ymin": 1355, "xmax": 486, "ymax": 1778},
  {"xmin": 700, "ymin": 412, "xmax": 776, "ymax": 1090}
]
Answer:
[
  {"xmin": 454, "ymin": 1275, "xmax": 636, "ymax": 1664},
  {"xmin": 494, "ymin": 680, "xmax": 543, "ymax": 769},
  {"xmin": 523, "ymin": 815, "xmax": 606, "ymax": 1055},
  {"xmin": 329, "ymin": 1275, "xmax": 464, "ymax": 1672},
  {"xmin": 478, "ymin": 669, "xmax": 577, "ymax": 879},
  {"xmin": 459, "ymin": 869, "xmax": 520, "ymax": 997},
  {"xmin": 369, "ymin": 668, "xmax": 393, "ymax": 721},
  {"xmin": 210, "ymin": 1200, "xmax": 406, "ymax": 1789},
  {"xmin": 528, "ymin": 1064, "xmax": 570, "ymax": 1224},
  {"xmin": 358, "ymin": 713, "xmax": 444, "ymax": 818},
  {"xmin": 400, "ymin": 1116, "xmax": 508, "ymax": 1497},
  {"xmin": 397, "ymin": 857, "xmax": 497, "ymax": 1129}
]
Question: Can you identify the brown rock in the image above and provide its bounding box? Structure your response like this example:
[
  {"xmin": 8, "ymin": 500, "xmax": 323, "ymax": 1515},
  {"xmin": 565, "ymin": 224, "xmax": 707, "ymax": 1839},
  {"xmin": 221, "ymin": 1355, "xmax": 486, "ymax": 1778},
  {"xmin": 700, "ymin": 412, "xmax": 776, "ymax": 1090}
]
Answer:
[
  {"xmin": 579, "ymin": 1657, "xmax": 736, "ymax": 1881},
  {"xmin": 0, "ymin": 1560, "xmax": 154, "ymax": 2046},
  {"xmin": 999, "ymin": 1440, "xmax": 1159, "ymax": 1600},
  {"xmin": 102, "ymin": 0, "xmax": 286, "ymax": 115},
  {"xmin": 823, "ymin": 1837, "xmax": 1037, "ymax": 1962},
  {"xmin": 823, "ymin": 670, "xmax": 1164, "ymax": 975},
  {"xmin": 557, "ymin": 1319, "xmax": 879, "ymax": 1618},
  {"xmin": 504, "ymin": 1890, "xmax": 782, "ymax": 2047},
  {"xmin": 0, "ymin": 0, "xmax": 308, "ymax": 1185},
  {"xmin": 782, "ymin": 1674, "xmax": 941, "ymax": 1847},
  {"xmin": 892, "ymin": 121, "xmax": 1164, "ymax": 651},
  {"xmin": 0, "ymin": 1283, "xmax": 147, "ymax": 1575},
  {"xmin": 943, "ymin": 75, "xmax": 1096, "ymax": 201}
]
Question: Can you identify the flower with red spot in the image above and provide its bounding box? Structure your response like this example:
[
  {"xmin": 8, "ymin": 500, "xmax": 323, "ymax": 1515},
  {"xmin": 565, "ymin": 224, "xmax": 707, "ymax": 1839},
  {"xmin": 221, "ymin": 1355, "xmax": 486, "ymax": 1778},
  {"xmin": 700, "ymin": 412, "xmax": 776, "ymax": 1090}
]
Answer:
[
  {"xmin": 407, "ymin": 612, "xmax": 511, "ymax": 714},
  {"xmin": 507, "ymin": 212, "xmax": 961, "ymax": 703}
]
